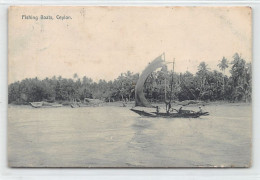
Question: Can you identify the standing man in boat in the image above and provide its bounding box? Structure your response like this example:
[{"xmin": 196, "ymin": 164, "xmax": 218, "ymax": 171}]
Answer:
[
  {"xmin": 165, "ymin": 59, "xmax": 174, "ymax": 115},
  {"xmin": 165, "ymin": 100, "xmax": 172, "ymax": 114}
]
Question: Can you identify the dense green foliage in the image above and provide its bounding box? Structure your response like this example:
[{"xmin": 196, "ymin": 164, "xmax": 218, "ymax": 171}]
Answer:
[{"xmin": 8, "ymin": 53, "xmax": 252, "ymax": 104}]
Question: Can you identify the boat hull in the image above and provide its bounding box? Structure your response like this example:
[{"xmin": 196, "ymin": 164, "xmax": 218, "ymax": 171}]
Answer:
[
  {"xmin": 30, "ymin": 102, "xmax": 63, "ymax": 108},
  {"xmin": 130, "ymin": 108, "xmax": 209, "ymax": 118},
  {"xmin": 29, "ymin": 102, "xmax": 43, "ymax": 108}
]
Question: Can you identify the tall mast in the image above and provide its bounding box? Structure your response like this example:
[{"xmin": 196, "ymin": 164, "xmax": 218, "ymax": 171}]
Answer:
[
  {"xmin": 164, "ymin": 76, "xmax": 167, "ymax": 102},
  {"xmin": 173, "ymin": 58, "xmax": 175, "ymax": 73},
  {"xmin": 164, "ymin": 53, "xmax": 167, "ymax": 102},
  {"xmin": 169, "ymin": 58, "xmax": 175, "ymax": 103}
]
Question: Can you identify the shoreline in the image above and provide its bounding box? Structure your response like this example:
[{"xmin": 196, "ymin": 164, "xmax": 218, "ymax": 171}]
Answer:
[{"xmin": 8, "ymin": 100, "xmax": 251, "ymax": 108}]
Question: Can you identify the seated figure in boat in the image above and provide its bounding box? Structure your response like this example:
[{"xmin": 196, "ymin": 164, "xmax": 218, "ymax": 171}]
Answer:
[
  {"xmin": 199, "ymin": 106, "xmax": 203, "ymax": 113},
  {"xmin": 178, "ymin": 106, "xmax": 183, "ymax": 114},
  {"xmin": 156, "ymin": 106, "xmax": 159, "ymax": 114}
]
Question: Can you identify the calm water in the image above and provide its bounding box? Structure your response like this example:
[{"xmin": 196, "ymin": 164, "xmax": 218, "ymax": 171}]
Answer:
[{"xmin": 8, "ymin": 103, "xmax": 251, "ymax": 167}]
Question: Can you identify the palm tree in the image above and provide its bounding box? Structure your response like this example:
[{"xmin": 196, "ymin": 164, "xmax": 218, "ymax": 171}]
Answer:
[
  {"xmin": 218, "ymin": 57, "xmax": 229, "ymax": 74},
  {"xmin": 198, "ymin": 62, "xmax": 209, "ymax": 73},
  {"xmin": 197, "ymin": 62, "xmax": 210, "ymax": 99},
  {"xmin": 218, "ymin": 57, "xmax": 229, "ymax": 97},
  {"xmin": 73, "ymin": 73, "xmax": 79, "ymax": 82},
  {"xmin": 230, "ymin": 53, "xmax": 248, "ymax": 101}
]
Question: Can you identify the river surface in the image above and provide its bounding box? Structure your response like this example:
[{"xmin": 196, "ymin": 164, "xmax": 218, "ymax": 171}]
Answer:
[{"xmin": 8, "ymin": 103, "xmax": 251, "ymax": 167}]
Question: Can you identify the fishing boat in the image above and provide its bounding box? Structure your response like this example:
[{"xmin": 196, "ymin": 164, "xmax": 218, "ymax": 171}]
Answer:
[
  {"xmin": 130, "ymin": 108, "xmax": 209, "ymax": 118},
  {"xmin": 29, "ymin": 102, "xmax": 43, "ymax": 108},
  {"xmin": 30, "ymin": 101, "xmax": 63, "ymax": 108},
  {"xmin": 130, "ymin": 53, "xmax": 209, "ymax": 118}
]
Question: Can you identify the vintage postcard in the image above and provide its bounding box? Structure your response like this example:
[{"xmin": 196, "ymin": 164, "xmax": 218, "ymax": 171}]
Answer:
[{"xmin": 8, "ymin": 6, "xmax": 252, "ymax": 167}]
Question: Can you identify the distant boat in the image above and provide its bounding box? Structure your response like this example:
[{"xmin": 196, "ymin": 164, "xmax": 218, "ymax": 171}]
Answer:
[
  {"xmin": 30, "ymin": 101, "xmax": 63, "ymax": 108},
  {"xmin": 130, "ymin": 53, "xmax": 209, "ymax": 118},
  {"xmin": 51, "ymin": 104, "xmax": 63, "ymax": 107},
  {"xmin": 29, "ymin": 102, "xmax": 43, "ymax": 108}
]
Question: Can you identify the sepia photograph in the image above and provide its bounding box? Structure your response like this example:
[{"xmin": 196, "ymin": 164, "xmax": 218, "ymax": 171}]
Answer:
[{"xmin": 8, "ymin": 6, "xmax": 252, "ymax": 167}]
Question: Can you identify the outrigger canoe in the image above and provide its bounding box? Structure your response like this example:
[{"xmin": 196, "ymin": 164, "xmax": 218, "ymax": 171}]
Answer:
[
  {"xmin": 130, "ymin": 108, "xmax": 209, "ymax": 118},
  {"xmin": 130, "ymin": 53, "xmax": 209, "ymax": 118}
]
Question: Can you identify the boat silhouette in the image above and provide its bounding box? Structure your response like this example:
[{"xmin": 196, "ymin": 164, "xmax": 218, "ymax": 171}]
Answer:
[{"xmin": 131, "ymin": 53, "xmax": 209, "ymax": 118}]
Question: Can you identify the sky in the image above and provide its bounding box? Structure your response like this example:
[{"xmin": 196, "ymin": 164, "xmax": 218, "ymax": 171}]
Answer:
[{"xmin": 8, "ymin": 6, "xmax": 252, "ymax": 83}]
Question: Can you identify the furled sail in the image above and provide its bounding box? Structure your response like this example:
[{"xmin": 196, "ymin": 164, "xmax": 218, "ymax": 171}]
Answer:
[{"xmin": 135, "ymin": 54, "xmax": 166, "ymax": 107}]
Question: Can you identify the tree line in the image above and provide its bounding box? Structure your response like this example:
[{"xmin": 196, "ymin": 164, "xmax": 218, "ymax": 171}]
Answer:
[{"xmin": 8, "ymin": 53, "xmax": 252, "ymax": 104}]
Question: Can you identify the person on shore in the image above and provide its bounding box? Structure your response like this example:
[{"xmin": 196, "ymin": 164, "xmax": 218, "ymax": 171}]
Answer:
[{"xmin": 199, "ymin": 106, "xmax": 202, "ymax": 113}]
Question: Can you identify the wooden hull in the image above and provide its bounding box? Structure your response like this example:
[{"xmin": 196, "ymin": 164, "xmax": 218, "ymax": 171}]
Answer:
[
  {"xmin": 30, "ymin": 102, "xmax": 63, "ymax": 108},
  {"xmin": 29, "ymin": 102, "xmax": 43, "ymax": 108},
  {"xmin": 70, "ymin": 103, "xmax": 101, "ymax": 108},
  {"xmin": 130, "ymin": 108, "xmax": 209, "ymax": 118}
]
